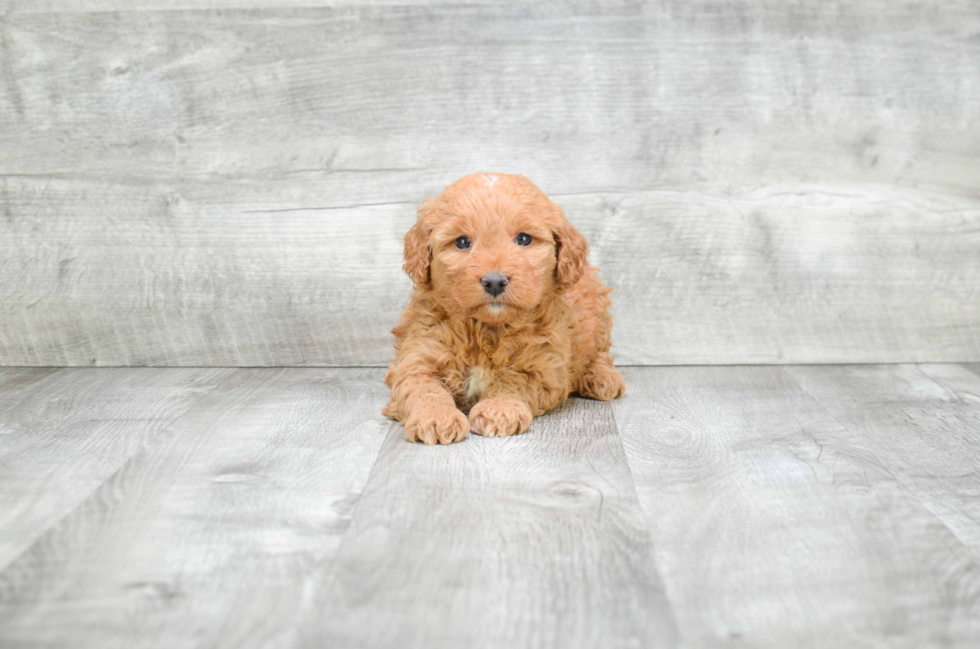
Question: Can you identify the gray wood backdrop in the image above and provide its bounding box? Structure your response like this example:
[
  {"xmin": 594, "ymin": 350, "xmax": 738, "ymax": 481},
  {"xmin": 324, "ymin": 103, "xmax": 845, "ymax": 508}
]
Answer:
[{"xmin": 1, "ymin": 1, "xmax": 978, "ymax": 367}]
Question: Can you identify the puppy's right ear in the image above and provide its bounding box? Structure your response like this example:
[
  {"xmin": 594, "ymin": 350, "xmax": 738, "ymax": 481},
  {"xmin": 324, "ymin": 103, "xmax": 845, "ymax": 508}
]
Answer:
[{"xmin": 403, "ymin": 202, "xmax": 433, "ymax": 286}]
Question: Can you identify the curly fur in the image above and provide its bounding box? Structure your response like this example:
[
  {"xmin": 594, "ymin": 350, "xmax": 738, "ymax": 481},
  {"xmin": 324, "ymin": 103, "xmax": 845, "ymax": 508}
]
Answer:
[{"xmin": 383, "ymin": 173, "xmax": 625, "ymax": 445}]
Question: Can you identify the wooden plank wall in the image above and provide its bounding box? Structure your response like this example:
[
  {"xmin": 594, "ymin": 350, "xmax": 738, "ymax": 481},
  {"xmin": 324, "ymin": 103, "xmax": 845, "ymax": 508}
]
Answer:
[{"xmin": 1, "ymin": 2, "xmax": 978, "ymax": 366}]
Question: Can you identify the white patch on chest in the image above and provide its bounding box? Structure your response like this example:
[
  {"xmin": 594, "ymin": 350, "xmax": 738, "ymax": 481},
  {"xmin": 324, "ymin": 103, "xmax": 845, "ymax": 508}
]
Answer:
[{"xmin": 464, "ymin": 366, "xmax": 494, "ymax": 402}]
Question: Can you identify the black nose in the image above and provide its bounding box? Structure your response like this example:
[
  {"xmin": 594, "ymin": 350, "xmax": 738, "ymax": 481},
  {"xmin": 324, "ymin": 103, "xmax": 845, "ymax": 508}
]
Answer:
[{"xmin": 481, "ymin": 272, "xmax": 509, "ymax": 297}]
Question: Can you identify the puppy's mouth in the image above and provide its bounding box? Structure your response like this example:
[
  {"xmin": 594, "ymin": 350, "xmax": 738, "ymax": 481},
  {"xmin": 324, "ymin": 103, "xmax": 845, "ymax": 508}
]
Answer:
[{"xmin": 479, "ymin": 297, "xmax": 524, "ymax": 317}]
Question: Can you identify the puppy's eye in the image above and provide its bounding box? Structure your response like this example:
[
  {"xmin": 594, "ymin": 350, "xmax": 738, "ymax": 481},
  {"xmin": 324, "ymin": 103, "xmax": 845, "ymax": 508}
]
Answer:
[
  {"xmin": 515, "ymin": 233, "xmax": 533, "ymax": 246},
  {"xmin": 454, "ymin": 235, "xmax": 472, "ymax": 250}
]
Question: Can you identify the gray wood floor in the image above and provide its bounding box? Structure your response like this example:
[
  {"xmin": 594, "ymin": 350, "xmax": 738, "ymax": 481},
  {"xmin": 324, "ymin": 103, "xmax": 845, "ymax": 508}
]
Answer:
[{"xmin": 1, "ymin": 365, "xmax": 979, "ymax": 648}]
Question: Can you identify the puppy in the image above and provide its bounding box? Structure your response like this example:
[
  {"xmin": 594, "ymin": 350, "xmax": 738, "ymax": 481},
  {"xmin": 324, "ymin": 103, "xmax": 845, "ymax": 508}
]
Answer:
[{"xmin": 383, "ymin": 173, "xmax": 625, "ymax": 445}]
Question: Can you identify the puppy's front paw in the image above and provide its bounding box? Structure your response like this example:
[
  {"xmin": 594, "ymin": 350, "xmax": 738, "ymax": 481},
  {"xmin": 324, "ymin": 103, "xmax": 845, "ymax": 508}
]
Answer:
[
  {"xmin": 405, "ymin": 406, "xmax": 468, "ymax": 445},
  {"xmin": 469, "ymin": 398, "xmax": 532, "ymax": 438}
]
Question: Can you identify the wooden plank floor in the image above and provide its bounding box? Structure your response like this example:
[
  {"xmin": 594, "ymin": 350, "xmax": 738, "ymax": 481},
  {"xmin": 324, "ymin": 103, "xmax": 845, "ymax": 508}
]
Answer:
[{"xmin": 1, "ymin": 365, "xmax": 979, "ymax": 648}]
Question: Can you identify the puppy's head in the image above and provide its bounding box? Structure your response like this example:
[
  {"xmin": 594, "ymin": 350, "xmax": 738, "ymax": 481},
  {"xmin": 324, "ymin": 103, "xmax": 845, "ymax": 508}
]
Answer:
[{"xmin": 403, "ymin": 173, "xmax": 588, "ymax": 324}]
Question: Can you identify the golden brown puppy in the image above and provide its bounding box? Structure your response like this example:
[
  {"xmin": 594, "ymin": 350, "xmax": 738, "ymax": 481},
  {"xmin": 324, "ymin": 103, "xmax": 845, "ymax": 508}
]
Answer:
[{"xmin": 383, "ymin": 173, "xmax": 625, "ymax": 445}]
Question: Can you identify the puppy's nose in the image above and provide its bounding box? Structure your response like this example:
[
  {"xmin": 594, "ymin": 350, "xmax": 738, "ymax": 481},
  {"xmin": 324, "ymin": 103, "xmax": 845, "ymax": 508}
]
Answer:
[{"xmin": 481, "ymin": 272, "xmax": 509, "ymax": 297}]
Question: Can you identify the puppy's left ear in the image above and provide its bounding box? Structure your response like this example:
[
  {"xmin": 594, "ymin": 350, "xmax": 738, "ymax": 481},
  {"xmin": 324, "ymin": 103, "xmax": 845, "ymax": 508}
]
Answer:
[{"xmin": 554, "ymin": 208, "xmax": 589, "ymax": 290}]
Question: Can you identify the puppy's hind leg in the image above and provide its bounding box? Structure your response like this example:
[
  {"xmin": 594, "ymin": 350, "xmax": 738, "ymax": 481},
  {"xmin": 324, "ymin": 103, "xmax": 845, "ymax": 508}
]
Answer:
[
  {"xmin": 382, "ymin": 400, "xmax": 398, "ymax": 419},
  {"xmin": 576, "ymin": 352, "xmax": 626, "ymax": 401}
]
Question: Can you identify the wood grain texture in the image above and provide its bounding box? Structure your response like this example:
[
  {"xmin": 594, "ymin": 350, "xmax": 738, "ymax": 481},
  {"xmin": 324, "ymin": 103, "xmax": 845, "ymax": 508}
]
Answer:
[
  {"xmin": 0, "ymin": 368, "xmax": 59, "ymax": 398},
  {"xmin": 298, "ymin": 398, "xmax": 678, "ymax": 649},
  {"xmin": 0, "ymin": 368, "xmax": 390, "ymax": 649},
  {"xmin": 0, "ymin": 367, "xmax": 230, "ymax": 572},
  {"xmin": 786, "ymin": 363, "xmax": 980, "ymax": 555},
  {"xmin": 1, "ymin": 1, "xmax": 976, "ymax": 193},
  {"xmin": 0, "ymin": 180, "xmax": 414, "ymax": 366},
  {"xmin": 3, "ymin": 0, "xmax": 978, "ymax": 11},
  {"xmin": 0, "ymin": 0, "xmax": 496, "ymax": 11},
  {"xmin": 1, "ymin": 2, "xmax": 979, "ymax": 366},
  {"xmin": 614, "ymin": 365, "xmax": 980, "ymax": 647}
]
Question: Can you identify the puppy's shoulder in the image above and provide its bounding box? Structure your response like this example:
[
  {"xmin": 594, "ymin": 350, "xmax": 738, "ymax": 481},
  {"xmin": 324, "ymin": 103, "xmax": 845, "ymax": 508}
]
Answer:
[
  {"xmin": 393, "ymin": 289, "xmax": 461, "ymax": 341},
  {"xmin": 564, "ymin": 265, "xmax": 612, "ymax": 312}
]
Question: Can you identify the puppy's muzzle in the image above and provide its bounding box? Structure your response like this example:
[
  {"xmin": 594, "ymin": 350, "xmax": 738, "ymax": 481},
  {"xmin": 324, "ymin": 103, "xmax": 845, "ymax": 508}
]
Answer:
[{"xmin": 481, "ymin": 272, "xmax": 509, "ymax": 297}]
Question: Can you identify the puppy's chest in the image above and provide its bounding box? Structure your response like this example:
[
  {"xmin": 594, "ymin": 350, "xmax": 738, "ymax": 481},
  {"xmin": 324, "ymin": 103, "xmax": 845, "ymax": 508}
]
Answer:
[{"xmin": 462, "ymin": 365, "xmax": 495, "ymax": 404}]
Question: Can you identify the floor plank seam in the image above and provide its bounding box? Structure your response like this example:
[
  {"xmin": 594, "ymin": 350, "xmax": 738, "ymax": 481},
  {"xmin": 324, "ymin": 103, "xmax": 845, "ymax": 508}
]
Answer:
[
  {"xmin": 605, "ymin": 399, "xmax": 685, "ymax": 649},
  {"xmin": 0, "ymin": 368, "xmax": 236, "ymax": 576},
  {"xmin": 961, "ymin": 363, "xmax": 980, "ymax": 380},
  {"xmin": 304, "ymin": 419, "xmax": 398, "ymax": 588},
  {"xmin": 913, "ymin": 364, "xmax": 971, "ymax": 404},
  {"xmin": 780, "ymin": 366, "xmax": 980, "ymax": 563}
]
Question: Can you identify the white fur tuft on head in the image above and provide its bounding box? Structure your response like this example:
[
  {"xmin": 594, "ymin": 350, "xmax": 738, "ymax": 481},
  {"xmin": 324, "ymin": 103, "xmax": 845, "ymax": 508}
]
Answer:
[{"xmin": 482, "ymin": 174, "xmax": 499, "ymax": 189}]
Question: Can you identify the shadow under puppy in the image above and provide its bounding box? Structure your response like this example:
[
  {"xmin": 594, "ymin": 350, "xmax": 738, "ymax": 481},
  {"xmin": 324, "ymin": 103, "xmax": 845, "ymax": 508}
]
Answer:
[{"xmin": 384, "ymin": 173, "xmax": 625, "ymax": 445}]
